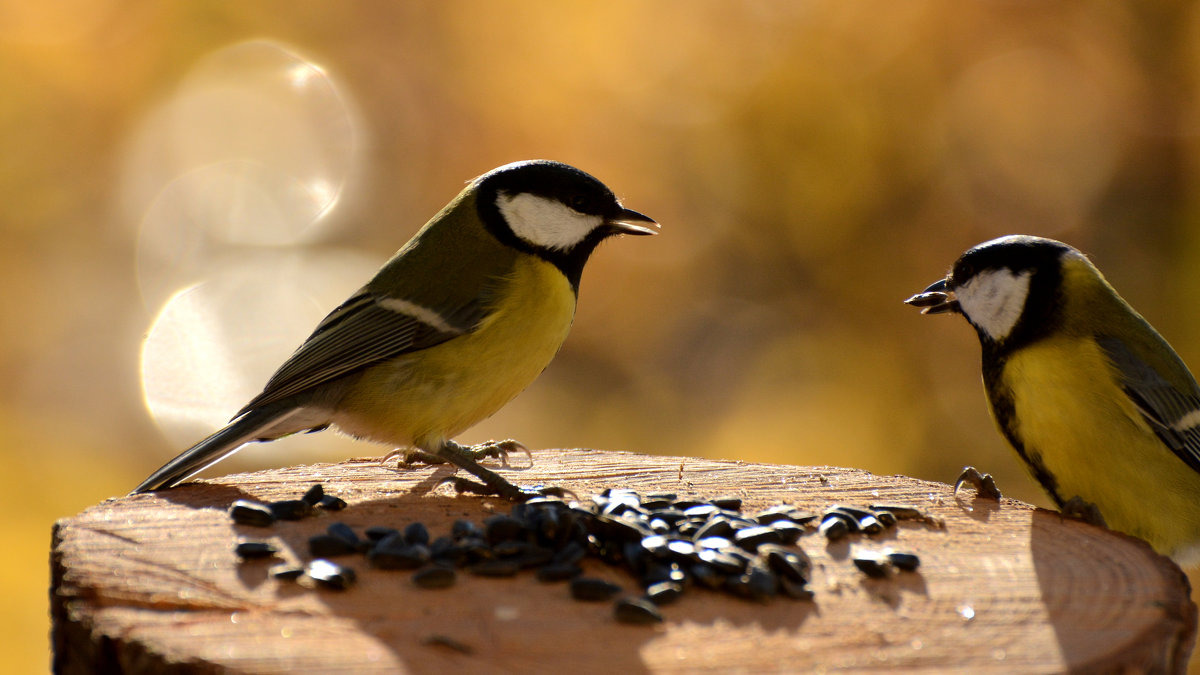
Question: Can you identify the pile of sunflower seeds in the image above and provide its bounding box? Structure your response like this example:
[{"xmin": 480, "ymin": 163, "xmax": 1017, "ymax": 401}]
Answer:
[{"xmin": 231, "ymin": 485, "xmax": 925, "ymax": 624}]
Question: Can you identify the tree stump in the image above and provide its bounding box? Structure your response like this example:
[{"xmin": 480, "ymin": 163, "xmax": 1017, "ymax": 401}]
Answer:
[{"xmin": 51, "ymin": 448, "xmax": 1196, "ymax": 673}]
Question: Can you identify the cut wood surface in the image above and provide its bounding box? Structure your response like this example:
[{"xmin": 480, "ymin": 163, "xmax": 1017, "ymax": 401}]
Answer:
[{"xmin": 52, "ymin": 448, "xmax": 1196, "ymax": 673}]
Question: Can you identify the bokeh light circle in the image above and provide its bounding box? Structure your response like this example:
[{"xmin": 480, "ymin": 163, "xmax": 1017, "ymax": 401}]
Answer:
[
  {"xmin": 140, "ymin": 249, "xmax": 380, "ymax": 450},
  {"xmin": 124, "ymin": 40, "xmax": 360, "ymax": 305}
]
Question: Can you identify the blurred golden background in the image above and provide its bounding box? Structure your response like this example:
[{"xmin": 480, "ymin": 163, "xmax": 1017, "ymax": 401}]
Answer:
[{"xmin": 11, "ymin": 1, "xmax": 1200, "ymax": 670}]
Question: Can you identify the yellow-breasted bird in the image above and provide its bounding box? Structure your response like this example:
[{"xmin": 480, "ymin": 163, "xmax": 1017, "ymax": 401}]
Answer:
[
  {"xmin": 133, "ymin": 160, "xmax": 657, "ymax": 500},
  {"xmin": 907, "ymin": 235, "xmax": 1200, "ymax": 563}
]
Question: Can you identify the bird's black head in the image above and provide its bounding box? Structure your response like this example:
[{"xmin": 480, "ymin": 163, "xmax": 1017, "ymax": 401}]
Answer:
[
  {"xmin": 474, "ymin": 160, "xmax": 657, "ymax": 290},
  {"xmin": 907, "ymin": 235, "xmax": 1075, "ymax": 350}
]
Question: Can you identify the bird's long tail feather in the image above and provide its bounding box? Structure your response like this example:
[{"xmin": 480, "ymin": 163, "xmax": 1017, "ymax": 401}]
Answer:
[{"xmin": 131, "ymin": 406, "xmax": 304, "ymax": 494}]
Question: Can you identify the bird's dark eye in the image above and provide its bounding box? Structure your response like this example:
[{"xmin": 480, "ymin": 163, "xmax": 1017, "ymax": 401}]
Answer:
[{"xmin": 568, "ymin": 194, "xmax": 591, "ymax": 212}]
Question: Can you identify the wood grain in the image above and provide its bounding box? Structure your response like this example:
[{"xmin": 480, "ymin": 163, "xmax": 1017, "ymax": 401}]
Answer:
[{"xmin": 52, "ymin": 448, "xmax": 1196, "ymax": 673}]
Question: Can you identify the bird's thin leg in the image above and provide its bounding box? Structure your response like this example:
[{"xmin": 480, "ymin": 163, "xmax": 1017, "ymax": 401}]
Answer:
[{"xmin": 431, "ymin": 440, "xmax": 565, "ymax": 501}]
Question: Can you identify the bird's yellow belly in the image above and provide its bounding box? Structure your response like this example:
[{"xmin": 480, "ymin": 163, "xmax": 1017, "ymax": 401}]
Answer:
[
  {"xmin": 333, "ymin": 256, "xmax": 576, "ymax": 450},
  {"xmin": 1000, "ymin": 337, "xmax": 1200, "ymax": 560}
]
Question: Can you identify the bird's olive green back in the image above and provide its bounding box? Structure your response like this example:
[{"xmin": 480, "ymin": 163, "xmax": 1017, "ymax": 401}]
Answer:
[
  {"xmin": 236, "ymin": 185, "xmax": 523, "ymax": 414},
  {"xmin": 1063, "ymin": 257, "xmax": 1199, "ymax": 395},
  {"xmin": 365, "ymin": 186, "xmax": 521, "ymax": 325},
  {"xmin": 1061, "ymin": 256, "xmax": 1200, "ymax": 473}
]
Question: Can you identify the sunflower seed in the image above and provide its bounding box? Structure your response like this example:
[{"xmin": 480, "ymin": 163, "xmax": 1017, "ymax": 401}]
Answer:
[
  {"xmin": 229, "ymin": 500, "xmax": 275, "ymax": 527},
  {"xmin": 570, "ymin": 577, "xmax": 623, "ymax": 601},
  {"xmin": 413, "ymin": 566, "xmax": 457, "ymax": 589},
  {"xmin": 614, "ymin": 597, "xmax": 664, "ymax": 624},
  {"xmin": 307, "ymin": 559, "xmax": 356, "ymax": 589},
  {"xmin": 234, "ymin": 540, "xmax": 277, "ymax": 559}
]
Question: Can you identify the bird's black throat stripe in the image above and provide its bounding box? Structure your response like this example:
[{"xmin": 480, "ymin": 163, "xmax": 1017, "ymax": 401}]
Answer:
[{"xmin": 981, "ymin": 349, "xmax": 1066, "ymax": 508}]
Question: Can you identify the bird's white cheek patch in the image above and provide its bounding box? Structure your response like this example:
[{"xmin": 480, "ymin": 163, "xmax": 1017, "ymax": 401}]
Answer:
[
  {"xmin": 497, "ymin": 192, "xmax": 602, "ymax": 250},
  {"xmin": 956, "ymin": 269, "xmax": 1033, "ymax": 342}
]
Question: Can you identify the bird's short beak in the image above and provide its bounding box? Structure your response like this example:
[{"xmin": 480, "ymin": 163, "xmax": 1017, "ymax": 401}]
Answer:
[
  {"xmin": 605, "ymin": 207, "xmax": 659, "ymax": 236},
  {"xmin": 904, "ymin": 278, "xmax": 960, "ymax": 315}
]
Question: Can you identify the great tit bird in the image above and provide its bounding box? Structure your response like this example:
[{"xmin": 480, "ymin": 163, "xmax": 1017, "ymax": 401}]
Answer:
[
  {"xmin": 132, "ymin": 160, "xmax": 658, "ymax": 500},
  {"xmin": 906, "ymin": 235, "xmax": 1200, "ymax": 563}
]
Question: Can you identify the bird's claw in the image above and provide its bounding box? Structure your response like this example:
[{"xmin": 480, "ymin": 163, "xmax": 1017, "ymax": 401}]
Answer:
[
  {"xmin": 469, "ymin": 439, "xmax": 531, "ymax": 466},
  {"xmin": 953, "ymin": 466, "xmax": 1002, "ymax": 501},
  {"xmin": 387, "ymin": 448, "xmax": 443, "ymax": 467}
]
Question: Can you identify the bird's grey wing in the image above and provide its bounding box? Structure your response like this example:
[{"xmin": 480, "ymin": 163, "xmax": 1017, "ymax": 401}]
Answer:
[
  {"xmin": 236, "ymin": 290, "xmax": 488, "ymax": 414},
  {"xmin": 1098, "ymin": 335, "xmax": 1200, "ymax": 473}
]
